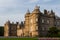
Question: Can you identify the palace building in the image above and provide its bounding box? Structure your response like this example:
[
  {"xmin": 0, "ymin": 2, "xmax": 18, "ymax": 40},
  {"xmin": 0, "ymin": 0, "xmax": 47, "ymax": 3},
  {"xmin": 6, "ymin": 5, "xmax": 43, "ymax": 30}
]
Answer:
[{"xmin": 4, "ymin": 5, "xmax": 60, "ymax": 37}]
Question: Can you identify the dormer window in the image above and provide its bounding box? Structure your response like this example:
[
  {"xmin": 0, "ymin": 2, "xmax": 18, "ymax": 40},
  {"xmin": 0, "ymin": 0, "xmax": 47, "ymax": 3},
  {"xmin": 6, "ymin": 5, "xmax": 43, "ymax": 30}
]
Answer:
[{"xmin": 57, "ymin": 22, "xmax": 60, "ymax": 25}]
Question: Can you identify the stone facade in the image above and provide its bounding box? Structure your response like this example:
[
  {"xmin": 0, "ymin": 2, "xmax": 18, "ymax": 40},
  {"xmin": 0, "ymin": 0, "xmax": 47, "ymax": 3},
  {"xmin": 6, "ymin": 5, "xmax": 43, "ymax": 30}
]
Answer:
[
  {"xmin": 4, "ymin": 5, "xmax": 60, "ymax": 37},
  {"xmin": 4, "ymin": 21, "xmax": 24, "ymax": 37}
]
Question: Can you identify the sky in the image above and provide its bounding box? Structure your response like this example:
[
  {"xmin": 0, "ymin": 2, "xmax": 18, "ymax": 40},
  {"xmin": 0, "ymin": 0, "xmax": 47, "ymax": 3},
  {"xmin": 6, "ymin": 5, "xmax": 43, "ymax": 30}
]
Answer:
[{"xmin": 0, "ymin": 0, "xmax": 60, "ymax": 26}]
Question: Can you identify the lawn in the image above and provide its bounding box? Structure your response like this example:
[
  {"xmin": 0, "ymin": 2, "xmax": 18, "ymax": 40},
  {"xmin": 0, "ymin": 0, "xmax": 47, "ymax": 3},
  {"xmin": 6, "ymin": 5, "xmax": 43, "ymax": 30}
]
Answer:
[{"xmin": 0, "ymin": 37, "xmax": 38, "ymax": 40}]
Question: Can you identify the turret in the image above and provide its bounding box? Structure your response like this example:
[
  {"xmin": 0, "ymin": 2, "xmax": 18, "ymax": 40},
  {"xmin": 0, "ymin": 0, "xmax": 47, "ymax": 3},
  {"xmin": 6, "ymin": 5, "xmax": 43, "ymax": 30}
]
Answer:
[
  {"xmin": 4, "ymin": 20, "xmax": 10, "ymax": 27},
  {"xmin": 32, "ymin": 5, "xmax": 40, "ymax": 13},
  {"xmin": 4, "ymin": 20, "xmax": 10, "ymax": 37},
  {"xmin": 6, "ymin": 20, "xmax": 10, "ymax": 24},
  {"xmin": 25, "ymin": 9, "xmax": 30, "ymax": 17}
]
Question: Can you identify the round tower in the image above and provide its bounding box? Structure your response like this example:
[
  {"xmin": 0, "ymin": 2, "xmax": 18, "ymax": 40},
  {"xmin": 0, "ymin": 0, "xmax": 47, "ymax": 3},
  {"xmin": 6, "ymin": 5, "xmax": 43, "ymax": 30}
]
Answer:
[{"xmin": 24, "ymin": 9, "xmax": 30, "ymax": 36}]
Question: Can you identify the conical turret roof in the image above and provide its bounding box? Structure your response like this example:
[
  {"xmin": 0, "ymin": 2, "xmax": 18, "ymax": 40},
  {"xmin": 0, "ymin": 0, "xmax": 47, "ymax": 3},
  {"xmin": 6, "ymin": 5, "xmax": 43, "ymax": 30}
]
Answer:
[
  {"xmin": 25, "ymin": 9, "xmax": 30, "ymax": 17},
  {"xmin": 26, "ymin": 9, "xmax": 30, "ymax": 14}
]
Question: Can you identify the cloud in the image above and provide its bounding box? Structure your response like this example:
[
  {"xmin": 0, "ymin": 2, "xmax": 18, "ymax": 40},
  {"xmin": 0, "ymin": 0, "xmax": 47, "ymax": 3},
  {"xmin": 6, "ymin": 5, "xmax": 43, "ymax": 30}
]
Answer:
[
  {"xmin": 0, "ymin": 0, "xmax": 60, "ymax": 26},
  {"xmin": 43, "ymin": 0, "xmax": 52, "ymax": 2},
  {"xmin": 28, "ymin": 0, "xmax": 53, "ymax": 4},
  {"xmin": 29, "ymin": 0, "xmax": 39, "ymax": 3},
  {"xmin": 0, "ymin": 0, "xmax": 25, "ymax": 25},
  {"xmin": 0, "ymin": 0, "xmax": 16, "ymax": 7}
]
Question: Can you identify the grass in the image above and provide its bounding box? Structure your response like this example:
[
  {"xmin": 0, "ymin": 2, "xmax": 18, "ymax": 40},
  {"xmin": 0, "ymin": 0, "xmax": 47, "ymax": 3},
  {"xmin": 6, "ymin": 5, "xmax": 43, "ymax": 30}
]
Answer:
[{"xmin": 0, "ymin": 38, "xmax": 38, "ymax": 40}]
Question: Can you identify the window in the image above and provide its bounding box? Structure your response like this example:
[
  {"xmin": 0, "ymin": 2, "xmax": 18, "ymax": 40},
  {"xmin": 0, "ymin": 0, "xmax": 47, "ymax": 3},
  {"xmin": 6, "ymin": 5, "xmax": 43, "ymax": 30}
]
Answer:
[
  {"xmin": 35, "ymin": 26, "xmax": 38, "ymax": 30},
  {"xmin": 30, "ymin": 19, "xmax": 33, "ymax": 23},
  {"xmin": 42, "ymin": 27, "xmax": 44, "ymax": 31},
  {"xmin": 30, "ymin": 26, "xmax": 33, "ymax": 32},
  {"xmin": 36, "ymin": 18, "xmax": 38, "ymax": 22},
  {"xmin": 47, "ymin": 20, "xmax": 49, "ymax": 24},
  {"xmin": 42, "ymin": 19, "xmax": 44, "ymax": 23},
  {"xmin": 57, "ymin": 22, "xmax": 60, "ymax": 25}
]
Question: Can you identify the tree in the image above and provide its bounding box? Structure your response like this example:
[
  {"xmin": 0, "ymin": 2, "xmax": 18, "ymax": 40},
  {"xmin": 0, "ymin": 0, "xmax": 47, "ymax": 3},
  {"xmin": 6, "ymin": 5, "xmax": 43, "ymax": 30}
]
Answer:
[
  {"xmin": 47, "ymin": 27, "xmax": 59, "ymax": 37},
  {"xmin": 0, "ymin": 26, "xmax": 4, "ymax": 36}
]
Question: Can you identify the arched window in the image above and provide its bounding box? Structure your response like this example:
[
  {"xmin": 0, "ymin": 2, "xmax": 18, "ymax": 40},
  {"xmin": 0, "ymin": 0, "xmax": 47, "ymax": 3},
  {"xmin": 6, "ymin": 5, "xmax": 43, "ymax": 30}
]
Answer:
[{"xmin": 35, "ymin": 26, "xmax": 38, "ymax": 30}]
